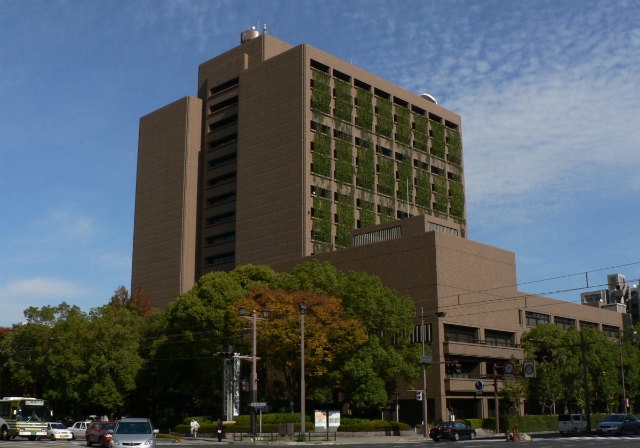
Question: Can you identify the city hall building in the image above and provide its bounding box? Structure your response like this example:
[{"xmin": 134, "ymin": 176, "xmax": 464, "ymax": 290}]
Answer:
[{"xmin": 131, "ymin": 29, "xmax": 628, "ymax": 424}]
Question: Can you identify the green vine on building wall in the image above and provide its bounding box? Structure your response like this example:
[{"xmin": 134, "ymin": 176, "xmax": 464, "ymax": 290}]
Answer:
[
  {"xmin": 449, "ymin": 180, "xmax": 465, "ymax": 218},
  {"xmin": 336, "ymin": 198, "xmax": 355, "ymax": 248},
  {"xmin": 334, "ymin": 79, "xmax": 353, "ymax": 123},
  {"xmin": 379, "ymin": 202, "xmax": 396, "ymax": 223},
  {"xmin": 311, "ymin": 70, "xmax": 331, "ymax": 114},
  {"xmin": 431, "ymin": 121, "xmax": 445, "ymax": 158},
  {"xmin": 376, "ymin": 97, "xmax": 393, "ymax": 138},
  {"xmin": 356, "ymin": 88, "xmax": 373, "ymax": 130},
  {"xmin": 359, "ymin": 193, "xmax": 376, "ymax": 228},
  {"xmin": 396, "ymin": 145, "xmax": 413, "ymax": 202},
  {"xmin": 356, "ymin": 145, "xmax": 375, "ymax": 191},
  {"xmin": 433, "ymin": 174, "xmax": 447, "ymax": 195},
  {"xmin": 415, "ymin": 169, "xmax": 431, "ymax": 209},
  {"xmin": 311, "ymin": 133, "xmax": 332, "ymax": 177},
  {"xmin": 447, "ymin": 129, "xmax": 462, "ymax": 166},
  {"xmin": 377, "ymin": 156, "xmax": 395, "ymax": 197},
  {"xmin": 312, "ymin": 196, "xmax": 332, "ymax": 247},
  {"xmin": 434, "ymin": 193, "xmax": 449, "ymax": 214},
  {"xmin": 395, "ymin": 105, "xmax": 412, "ymax": 146},
  {"xmin": 335, "ymin": 135, "xmax": 355, "ymax": 184},
  {"xmin": 413, "ymin": 113, "xmax": 429, "ymax": 152}
]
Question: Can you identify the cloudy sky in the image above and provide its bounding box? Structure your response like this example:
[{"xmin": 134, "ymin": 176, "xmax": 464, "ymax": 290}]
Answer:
[{"xmin": 1, "ymin": 0, "xmax": 639, "ymax": 326}]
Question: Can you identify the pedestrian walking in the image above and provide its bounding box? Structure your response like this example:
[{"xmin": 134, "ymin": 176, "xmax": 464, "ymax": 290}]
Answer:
[
  {"xmin": 216, "ymin": 418, "xmax": 224, "ymax": 442},
  {"xmin": 190, "ymin": 418, "xmax": 200, "ymax": 440}
]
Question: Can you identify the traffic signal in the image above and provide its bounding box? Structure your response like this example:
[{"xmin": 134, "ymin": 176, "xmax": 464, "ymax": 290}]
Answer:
[
  {"xmin": 216, "ymin": 352, "xmax": 234, "ymax": 359},
  {"xmin": 416, "ymin": 391, "xmax": 423, "ymax": 401},
  {"xmin": 544, "ymin": 348, "xmax": 553, "ymax": 361},
  {"xmin": 454, "ymin": 362, "xmax": 462, "ymax": 374}
]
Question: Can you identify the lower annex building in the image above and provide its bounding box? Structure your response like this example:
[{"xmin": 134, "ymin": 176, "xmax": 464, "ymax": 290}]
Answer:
[{"xmin": 131, "ymin": 30, "xmax": 629, "ymax": 423}]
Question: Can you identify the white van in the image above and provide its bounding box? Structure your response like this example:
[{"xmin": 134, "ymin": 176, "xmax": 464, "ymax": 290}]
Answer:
[{"xmin": 558, "ymin": 414, "xmax": 587, "ymax": 435}]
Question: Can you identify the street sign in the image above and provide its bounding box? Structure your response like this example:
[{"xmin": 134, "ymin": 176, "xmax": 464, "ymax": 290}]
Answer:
[
  {"xmin": 420, "ymin": 355, "xmax": 432, "ymax": 365},
  {"xmin": 523, "ymin": 360, "xmax": 536, "ymax": 378},
  {"xmin": 503, "ymin": 361, "xmax": 515, "ymax": 376},
  {"xmin": 249, "ymin": 402, "xmax": 268, "ymax": 409}
]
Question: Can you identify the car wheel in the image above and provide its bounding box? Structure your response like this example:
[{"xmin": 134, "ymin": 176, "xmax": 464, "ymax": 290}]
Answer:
[
  {"xmin": 86, "ymin": 437, "xmax": 92, "ymax": 447},
  {"xmin": 433, "ymin": 437, "xmax": 439, "ymax": 442},
  {"xmin": 469, "ymin": 432, "xmax": 475, "ymax": 440},
  {"xmin": 453, "ymin": 432, "xmax": 460, "ymax": 441},
  {"xmin": 0, "ymin": 426, "xmax": 8, "ymax": 440},
  {"xmin": 51, "ymin": 435, "xmax": 56, "ymax": 441}
]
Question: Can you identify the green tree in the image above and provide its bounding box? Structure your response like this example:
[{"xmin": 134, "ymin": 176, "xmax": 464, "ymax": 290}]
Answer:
[{"xmin": 232, "ymin": 287, "xmax": 368, "ymax": 407}]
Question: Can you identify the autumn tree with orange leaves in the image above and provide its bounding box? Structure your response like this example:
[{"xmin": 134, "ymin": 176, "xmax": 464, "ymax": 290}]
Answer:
[{"xmin": 232, "ymin": 287, "xmax": 368, "ymax": 407}]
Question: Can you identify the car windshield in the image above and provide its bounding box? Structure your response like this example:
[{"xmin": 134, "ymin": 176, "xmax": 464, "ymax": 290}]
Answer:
[
  {"xmin": 558, "ymin": 415, "xmax": 571, "ymax": 421},
  {"xmin": 116, "ymin": 422, "xmax": 151, "ymax": 434},
  {"xmin": 101, "ymin": 423, "xmax": 116, "ymax": 431},
  {"xmin": 603, "ymin": 415, "xmax": 625, "ymax": 422},
  {"xmin": 51, "ymin": 423, "xmax": 66, "ymax": 429}
]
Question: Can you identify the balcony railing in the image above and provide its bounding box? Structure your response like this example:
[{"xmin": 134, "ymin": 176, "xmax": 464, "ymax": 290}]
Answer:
[{"xmin": 443, "ymin": 338, "xmax": 523, "ymax": 358}]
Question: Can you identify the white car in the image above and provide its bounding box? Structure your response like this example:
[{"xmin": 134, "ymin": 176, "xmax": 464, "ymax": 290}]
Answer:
[
  {"xmin": 68, "ymin": 421, "xmax": 91, "ymax": 440},
  {"xmin": 47, "ymin": 422, "xmax": 74, "ymax": 440}
]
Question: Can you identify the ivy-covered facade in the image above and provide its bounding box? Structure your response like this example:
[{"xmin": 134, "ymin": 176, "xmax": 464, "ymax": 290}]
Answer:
[{"xmin": 309, "ymin": 60, "xmax": 467, "ymax": 251}]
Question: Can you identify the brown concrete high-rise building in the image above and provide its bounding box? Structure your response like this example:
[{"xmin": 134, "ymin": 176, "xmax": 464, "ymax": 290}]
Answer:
[
  {"xmin": 132, "ymin": 30, "xmax": 466, "ymax": 308},
  {"xmin": 132, "ymin": 30, "xmax": 629, "ymax": 423}
]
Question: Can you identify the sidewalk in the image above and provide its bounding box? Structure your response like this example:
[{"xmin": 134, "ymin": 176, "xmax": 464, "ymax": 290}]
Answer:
[{"xmin": 161, "ymin": 428, "xmax": 504, "ymax": 445}]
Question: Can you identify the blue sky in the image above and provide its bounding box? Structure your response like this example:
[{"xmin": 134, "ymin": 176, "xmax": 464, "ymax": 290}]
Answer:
[{"xmin": 1, "ymin": 0, "xmax": 639, "ymax": 326}]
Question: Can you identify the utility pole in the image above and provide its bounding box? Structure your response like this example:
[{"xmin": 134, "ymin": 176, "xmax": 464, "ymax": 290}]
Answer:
[
  {"xmin": 420, "ymin": 307, "xmax": 428, "ymax": 437},
  {"xmin": 581, "ymin": 331, "xmax": 592, "ymax": 431},
  {"xmin": 493, "ymin": 363, "xmax": 500, "ymax": 434},
  {"xmin": 238, "ymin": 307, "xmax": 268, "ymax": 436},
  {"xmin": 300, "ymin": 304, "xmax": 306, "ymax": 438}
]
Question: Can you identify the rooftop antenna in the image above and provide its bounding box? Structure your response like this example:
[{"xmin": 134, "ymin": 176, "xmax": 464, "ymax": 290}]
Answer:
[{"xmin": 262, "ymin": 24, "xmax": 267, "ymax": 61}]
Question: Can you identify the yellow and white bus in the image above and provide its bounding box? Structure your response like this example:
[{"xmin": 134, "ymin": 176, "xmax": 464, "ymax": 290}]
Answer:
[{"xmin": 0, "ymin": 397, "xmax": 52, "ymax": 440}]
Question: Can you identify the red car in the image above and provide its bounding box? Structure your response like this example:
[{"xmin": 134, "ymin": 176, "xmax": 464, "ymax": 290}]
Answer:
[{"xmin": 85, "ymin": 421, "xmax": 117, "ymax": 447}]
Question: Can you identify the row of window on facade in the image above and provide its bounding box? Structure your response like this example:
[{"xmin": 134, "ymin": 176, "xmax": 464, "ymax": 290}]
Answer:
[
  {"xmin": 310, "ymin": 120, "xmax": 458, "ymax": 162},
  {"xmin": 309, "ymin": 60, "xmax": 458, "ymax": 131},
  {"xmin": 524, "ymin": 311, "xmax": 619, "ymax": 337}
]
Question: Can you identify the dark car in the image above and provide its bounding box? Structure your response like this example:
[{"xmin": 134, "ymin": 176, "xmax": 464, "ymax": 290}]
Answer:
[
  {"xmin": 429, "ymin": 421, "xmax": 476, "ymax": 441},
  {"xmin": 85, "ymin": 421, "xmax": 117, "ymax": 447}
]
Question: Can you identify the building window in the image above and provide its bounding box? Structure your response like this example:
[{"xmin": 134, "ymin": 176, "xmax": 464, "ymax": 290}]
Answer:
[
  {"xmin": 485, "ymin": 330, "xmax": 514, "ymax": 347},
  {"xmin": 206, "ymin": 212, "xmax": 235, "ymax": 226},
  {"xmin": 310, "ymin": 185, "xmax": 330, "ymax": 198},
  {"xmin": 444, "ymin": 324, "xmax": 477, "ymax": 343},
  {"xmin": 206, "ymin": 252, "xmax": 235, "ymax": 265},
  {"xmin": 209, "ymin": 96, "xmax": 238, "ymax": 114},
  {"xmin": 209, "ymin": 133, "xmax": 237, "ymax": 150},
  {"xmin": 209, "ymin": 77, "xmax": 239, "ymax": 96},
  {"xmin": 205, "ymin": 232, "xmax": 235, "ymax": 245},
  {"xmin": 208, "ymin": 114, "xmax": 237, "ymax": 132},
  {"xmin": 554, "ymin": 316, "xmax": 576, "ymax": 330},
  {"xmin": 206, "ymin": 192, "xmax": 236, "ymax": 206},
  {"xmin": 411, "ymin": 323, "xmax": 432, "ymax": 344},
  {"xmin": 580, "ymin": 321, "xmax": 598, "ymax": 330},
  {"xmin": 603, "ymin": 325, "xmax": 620, "ymax": 338},
  {"xmin": 526, "ymin": 311, "xmax": 550, "ymax": 327},
  {"xmin": 207, "ymin": 172, "xmax": 236, "ymax": 187}
]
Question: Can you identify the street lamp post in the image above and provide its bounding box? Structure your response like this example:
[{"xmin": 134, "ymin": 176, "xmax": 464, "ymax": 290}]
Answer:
[
  {"xmin": 420, "ymin": 307, "xmax": 428, "ymax": 437},
  {"xmin": 238, "ymin": 306, "xmax": 268, "ymax": 436},
  {"xmin": 300, "ymin": 304, "xmax": 306, "ymax": 438},
  {"xmin": 619, "ymin": 336, "xmax": 627, "ymax": 414}
]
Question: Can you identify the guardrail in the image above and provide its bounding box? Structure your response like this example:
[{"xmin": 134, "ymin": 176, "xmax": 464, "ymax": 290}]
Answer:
[{"xmin": 232, "ymin": 431, "xmax": 337, "ymax": 442}]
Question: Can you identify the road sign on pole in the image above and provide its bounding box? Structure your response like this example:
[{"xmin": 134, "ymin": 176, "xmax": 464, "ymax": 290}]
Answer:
[
  {"xmin": 523, "ymin": 360, "xmax": 536, "ymax": 378},
  {"xmin": 249, "ymin": 402, "xmax": 268, "ymax": 409},
  {"xmin": 503, "ymin": 361, "xmax": 515, "ymax": 378}
]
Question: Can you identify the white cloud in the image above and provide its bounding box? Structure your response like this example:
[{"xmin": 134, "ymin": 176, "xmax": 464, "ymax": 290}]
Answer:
[
  {"xmin": 0, "ymin": 278, "xmax": 91, "ymax": 327},
  {"xmin": 1, "ymin": 278, "xmax": 89, "ymax": 300}
]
